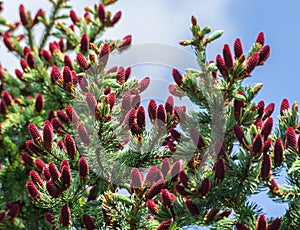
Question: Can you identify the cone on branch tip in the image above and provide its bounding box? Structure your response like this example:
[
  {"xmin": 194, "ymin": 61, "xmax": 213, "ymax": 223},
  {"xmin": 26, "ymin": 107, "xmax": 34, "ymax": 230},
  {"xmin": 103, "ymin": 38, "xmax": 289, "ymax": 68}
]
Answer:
[
  {"xmin": 78, "ymin": 157, "xmax": 89, "ymax": 180},
  {"xmin": 223, "ymin": 44, "xmax": 234, "ymax": 69},
  {"xmin": 146, "ymin": 179, "xmax": 165, "ymax": 200},
  {"xmin": 130, "ymin": 168, "xmax": 143, "ymax": 189},
  {"xmin": 172, "ymin": 69, "xmax": 183, "ymax": 87},
  {"xmin": 285, "ymin": 127, "xmax": 297, "ymax": 150},
  {"xmin": 280, "ymin": 99, "xmax": 290, "ymax": 116},
  {"xmin": 60, "ymin": 204, "xmax": 71, "ymax": 226},
  {"xmin": 261, "ymin": 153, "xmax": 272, "ymax": 180},
  {"xmin": 185, "ymin": 199, "xmax": 199, "ymax": 215},
  {"xmin": 82, "ymin": 214, "xmax": 97, "ymax": 230},
  {"xmin": 234, "ymin": 38, "xmax": 244, "ymax": 59},
  {"xmin": 26, "ymin": 181, "xmax": 40, "ymax": 199},
  {"xmin": 77, "ymin": 124, "xmax": 90, "ymax": 146},
  {"xmin": 198, "ymin": 178, "xmax": 211, "ymax": 197},
  {"xmin": 255, "ymin": 32, "xmax": 265, "ymax": 46},
  {"xmin": 35, "ymin": 93, "xmax": 44, "ymax": 113},
  {"xmin": 274, "ymin": 138, "xmax": 284, "ymax": 165},
  {"xmin": 256, "ymin": 214, "xmax": 268, "ymax": 230}
]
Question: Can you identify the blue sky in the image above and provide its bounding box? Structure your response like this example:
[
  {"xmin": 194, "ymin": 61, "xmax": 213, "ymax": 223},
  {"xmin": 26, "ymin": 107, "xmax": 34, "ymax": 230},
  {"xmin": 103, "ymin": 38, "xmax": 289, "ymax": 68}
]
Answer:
[{"xmin": 1, "ymin": 0, "xmax": 300, "ymax": 226}]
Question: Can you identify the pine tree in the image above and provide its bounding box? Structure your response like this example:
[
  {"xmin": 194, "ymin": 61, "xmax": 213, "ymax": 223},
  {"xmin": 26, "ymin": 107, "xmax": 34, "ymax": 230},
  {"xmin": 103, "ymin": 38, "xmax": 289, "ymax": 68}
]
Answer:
[{"xmin": 0, "ymin": 1, "xmax": 299, "ymax": 229}]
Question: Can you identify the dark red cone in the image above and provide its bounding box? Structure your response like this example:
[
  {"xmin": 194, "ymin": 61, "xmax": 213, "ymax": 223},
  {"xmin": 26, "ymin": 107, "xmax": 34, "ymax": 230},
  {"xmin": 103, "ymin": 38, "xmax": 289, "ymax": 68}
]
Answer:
[
  {"xmin": 59, "ymin": 204, "xmax": 71, "ymax": 226},
  {"xmin": 77, "ymin": 124, "xmax": 90, "ymax": 146},
  {"xmin": 261, "ymin": 153, "xmax": 272, "ymax": 180},
  {"xmin": 35, "ymin": 93, "xmax": 44, "ymax": 113},
  {"xmin": 26, "ymin": 181, "xmax": 40, "ymax": 199},
  {"xmin": 223, "ymin": 44, "xmax": 233, "ymax": 69},
  {"xmin": 234, "ymin": 38, "xmax": 244, "ymax": 59},
  {"xmin": 78, "ymin": 157, "xmax": 89, "ymax": 179},
  {"xmin": 185, "ymin": 199, "xmax": 199, "ymax": 215},
  {"xmin": 280, "ymin": 99, "xmax": 289, "ymax": 116},
  {"xmin": 274, "ymin": 138, "xmax": 284, "ymax": 165},
  {"xmin": 64, "ymin": 134, "xmax": 76, "ymax": 159},
  {"xmin": 255, "ymin": 32, "xmax": 265, "ymax": 46}
]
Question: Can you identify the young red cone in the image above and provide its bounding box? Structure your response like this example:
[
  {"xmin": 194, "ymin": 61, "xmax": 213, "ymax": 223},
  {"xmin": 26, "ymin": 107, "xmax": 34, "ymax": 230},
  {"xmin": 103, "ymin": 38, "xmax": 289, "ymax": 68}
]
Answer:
[
  {"xmin": 157, "ymin": 104, "xmax": 166, "ymax": 126},
  {"xmin": 34, "ymin": 158, "xmax": 45, "ymax": 172},
  {"xmin": 19, "ymin": 4, "xmax": 29, "ymax": 27},
  {"xmin": 46, "ymin": 181, "xmax": 60, "ymax": 198},
  {"xmin": 77, "ymin": 124, "xmax": 90, "ymax": 146},
  {"xmin": 65, "ymin": 106, "xmax": 80, "ymax": 124},
  {"xmin": 70, "ymin": 10, "xmax": 80, "ymax": 24},
  {"xmin": 255, "ymin": 32, "xmax": 265, "ymax": 46},
  {"xmin": 223, "ymin": 44, "xmax": 234, "ymax": 69},
  {"xmin": 137, "ymin": 106, "xmax": 146, "ymax": 129},
  {"xmin": 160, "ymin": 189, "xmax": 174, "ymax": 208},
  {"xmin": 35, "ymin": 93, "xmax": 44, "ymax": 113},
  {"xmin": 26, "ymin": 53, "xmax": 36, "ymax": 68},
  {"xmin": 214, "ymin": 158, "xmax": 226, "ymax": 180},
  {"xmin": 274, "ymin": 138, "xmax": 284, "ymax": 165},
  {"xmin": 175, "ymin": 184, "xmax": 191, "ymax": 197},
  {"xmin": 161, "ymin": 158, "xmax": 170, "ymax": 178},
  {"xmin": 64, "ymin": 134, "xmax": 76, "ymax": 159},
  {"xmin": 179, "ymin": 170, "xmax": 189, "ymax": 187},
  {"xmin": 26, "ymin": 140, "xmax": 42, "ymax": 155},
  {"xmin": 82, "ymin": 214, "xmax": 97, "ymax": 230},
  {"xmin": 130, "ymin": 168, "xmax": 143, "ymax": 189},
  {"xmin": 43, "ymin": 167, "xmax": 51, "ymax": 181},
  {"xmin": 26, "ymin": 181, "xmax": 40, "ymax": 199},
  {"xmin": 76, "ymin": 53, "xmax": 90, "ymax": 70},
  {"xmin": 57, "ymin": 110, "xmax": 69, "ymax": 123},
  {"xmin": 146, "ymin": 179, "xmax": 165, "ymax": 200},
  {"xmin": 170, "ymin": 161, "xmax": 181, "ymax": 180},
  {"xmin": 28, "ymin": 123, "xmax": 42, "ymax": 142},
  {"xmin": 98, "ymin": 4, "xmax": 106, "ymax": 23},
  {"xmin": 148, "ymin": 100, "xmax": 157, "ymax": 121},
  {"xmin": 21, "ymin": 152, "xmax": 34, "ymax": 166},
  {"xmin": 80, "ymin": 34, "xmax": 89, "ymax": 53},
  {"xmin": 252, "ymin": 134, "xmax": 263, "ymax": 156},
  {"xmin": 233, "ymin": 127, "xmax": 245, "ymax": 144},
  {"xmin": 236, "ymin": 222, "xmax": 251, "ymax": 230},
  {"xmin": 172, "ymin": 69, "xmax": 183, "ymax": 87},
  {"xmin": 285, "ymin": 127, "xmax": 297, "ymax": 149},
  {"xmin": 268, "ymin": 218, "xmax": 282, "ymax": 230},
  {"xmin": 49, "ymin": 162, "xmax": 60, "ymax": 181},
  {"xmin": 60, "ymin": 204, "xmax": 71, "ymax": 226},
  {"xmin": 99, "ymin": 43, "xmax": 110, "ymax": 67},
  {"xmin": 136, "ymin": 77, "xmax": 150, "ymax": 93},
  {"xmin": 157, "ymin": 218, "xmax": 172, "ymax": 230},
  {"xmin": 185, "ymin": 199, "xmax": 199, "ymax": 215},
  {"xmin": 119, "ymin": 35, "xmax": 132, "ymax": 50},
  {"xmin": 44, "ymin": 212, "xmax": 54, "ymax": 225},
  {"xmin": 246, "ymin": 53, "xmax": 259, "ymax": 73},
  {"xmin": 261, "ymin": 117, "xmax": 273, "ymax": 140},
  {"xmin": 280, "ymin": 99, "xmax": 290, "ymax": 116},
  {"xmin": 30, "ymin": 170, "xmax": 43, "ymax": 186},
  {"xmin": 198, "ymin": 178, "xmax": 211, "ymax": 197},
  {"xmin": 78, "ymin": 157, "xmax": 89, "ymax": 179},
  {"xmin": 50, "ymin": 66, "xmax": 62, "ymax": 84},
  {"xmin": 110, "ymin": 11, "xmax": 122, "ymax": 26},
  {"xmin": 107, "ymin": 92, "xmax": 116, "ymax": 111},
  {"xmin": 146, "ymin": 200, "xmax": 158, "ymax": 216},
  {"xmin": 51, "ymin": 118, "xmax": 65, "ymax": 133},
  {"xmin": 261, "ymin": 153, "xmax": 272, "ymax": 180},
  {"xmin": 258, "ymin": 45, "xmax": 271, "ymax": 65},
  {"xmin": 262, "ymin": 139, "xmax": 272, "ymax": 155},
  {"xmin": 263, "ymin": 103, "xmax": 275, "ymax": 119},
  {"xmin": 61, "ymin": 165, "xmax": 72, "ymax": 188},
  {"xmin": 144, "ymin": 166, "xmax": 160, "ymax": 186},
  {"xmin": 256, "ymin": 214, "xmax": 268, "ymax": 230},
  {"xmin": 2, "ymin": 91, "xmax": 13, "ymax": 106},
  {"xmin": 234, "ymin": 38, "xmax": 244, "ymax": 59}
]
